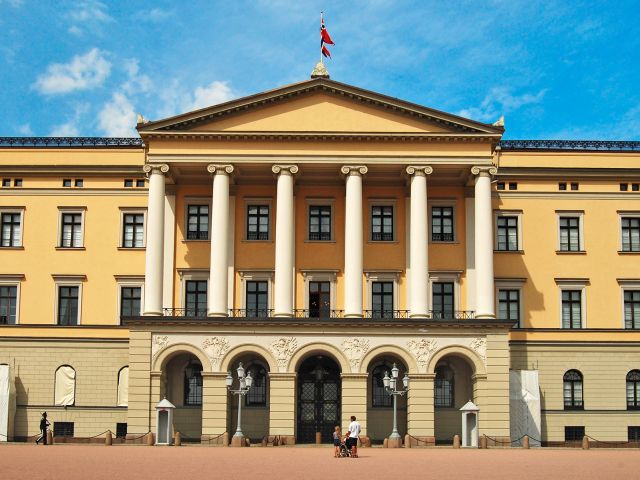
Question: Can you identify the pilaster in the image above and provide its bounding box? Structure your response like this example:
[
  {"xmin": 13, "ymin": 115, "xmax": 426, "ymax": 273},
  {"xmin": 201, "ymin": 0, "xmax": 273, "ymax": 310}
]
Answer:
[
  {"xmin": 341, "ymin": 373, "xmax": 368, "ymax": 436},
  {"xmin": 268, "ymin": 372, "xmax": 296, "ymax": 440},
  {"xmin": 201, "ymin": 372, "xmax": 230, "ymax": 440},
  {"xmin": 407, "ymin": 373, "xmax": 435, "ymax": 442}
]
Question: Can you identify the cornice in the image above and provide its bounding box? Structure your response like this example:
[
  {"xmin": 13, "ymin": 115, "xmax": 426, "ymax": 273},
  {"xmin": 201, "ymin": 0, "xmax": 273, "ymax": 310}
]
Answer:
[
  {"xmin": 494, "ymin": 192, "xmax": 640, "ymax": 200},
  {"xmin": 0, "ymin": 189, "xmax": 148, "ymax": 196}
]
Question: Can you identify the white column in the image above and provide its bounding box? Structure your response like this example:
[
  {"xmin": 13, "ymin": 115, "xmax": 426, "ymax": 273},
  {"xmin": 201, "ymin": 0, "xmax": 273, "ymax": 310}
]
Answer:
[
  {"xmin": 142, "ymin": 163, "xmax": 169, "ymax": 316},
  {"xmin": 272, "ymin": 164, "xmax": 298, "ymax": 317},
  {"xmin": 207, "ymin": 164, "xmax": 234, "ymax": 317},
  {"xmin": 341, "ymin": 165, "xmax": 368, "ymax": 318},
  {"xmin": 406, "ymin": 166, "xmax": 433, "ymax": 318},
  {"xmin": 471, "ymin": 166, "xmax": 497, "ymax": 319}
]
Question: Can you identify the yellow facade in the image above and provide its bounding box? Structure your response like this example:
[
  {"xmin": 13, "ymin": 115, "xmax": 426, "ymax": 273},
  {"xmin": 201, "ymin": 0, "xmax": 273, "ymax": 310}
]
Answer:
[{"xmin": 1, "ymin": 77, "xmax": 639, "ymax": 446}]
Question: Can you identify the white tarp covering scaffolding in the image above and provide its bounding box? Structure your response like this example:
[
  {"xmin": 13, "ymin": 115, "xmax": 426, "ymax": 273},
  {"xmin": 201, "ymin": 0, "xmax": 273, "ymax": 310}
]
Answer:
[
  {"xmin": 54, "ymin": 366, "xmax": 76, "ymax": 406},
  {"xmin": 509, "ymin": 370, "xmax": 542, "ymax": 446},
  {"xmin": 0, "ymin": 364, "xmax": 16, "ymax": 442},
  {"xmin": 117, "ymin": 367, "xmax": 129, "ymax": 407}
]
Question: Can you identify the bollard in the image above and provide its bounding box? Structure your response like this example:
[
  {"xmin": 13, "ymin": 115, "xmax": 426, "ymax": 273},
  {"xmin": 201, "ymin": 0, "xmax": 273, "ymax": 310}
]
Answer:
[
  {"xmin": 105, "ymin": 430, "xmax": 112, "ymax": 446},
  {"xmin": 147, "ymin": 432, "xmax": 154, "ymax": 446},
  {"xmin": 383, "ymin": 438, "xmax": 389, "ymax": 448},
  {"xmin": 522, "ymin": 436, "xmax": 530, "ymax": 449},
  {"xmin": 261, "ymin": 437, "xmax": 267, "ymax": 447},
  {"xmin": 582, "ymin": 436, "xmax": 590, "ymax": 450},
  {"xmin": 273, "ymin": 436, "xmax": 279, "ymax": 446},
  {"xmin": 315, "ymin": 432, "xmax": 322, "ymax": 444},
  {"xmin": 245, "ymin": 438, "xmax": 251, "ymax": 447},
  {"xmin": 174, "ymin": 431, "xmax": 181, "ymax": 447},
  {"xmin": 479, "ymin": 434, "xmax": 488, "ymax": 449},
  {"xmin": 47, "ymin": 430, "xmax": 53, "ymax": 445},
  {"xmin": 223, "ymin": 432, "xmax": 229, "ymax": 446},
  {"xmin": 453, "ymin": 434, "xmax": 461, "ymax": 449},
  {"xmin": 405, "ymin": 434, "xmax": 411, "ymax": 448}
]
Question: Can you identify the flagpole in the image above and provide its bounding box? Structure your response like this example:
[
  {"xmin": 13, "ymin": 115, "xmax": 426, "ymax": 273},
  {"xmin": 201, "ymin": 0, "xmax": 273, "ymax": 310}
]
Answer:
[{"xmin": 320, "ymin": 11, "xmax": 324, "ymax": 64}]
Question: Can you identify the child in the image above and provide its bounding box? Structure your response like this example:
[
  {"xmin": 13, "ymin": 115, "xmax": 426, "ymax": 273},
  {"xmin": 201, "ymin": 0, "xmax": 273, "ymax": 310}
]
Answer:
[{"xmin": 333, "ymin": 426, "xmax": 342, "ymax": 457}]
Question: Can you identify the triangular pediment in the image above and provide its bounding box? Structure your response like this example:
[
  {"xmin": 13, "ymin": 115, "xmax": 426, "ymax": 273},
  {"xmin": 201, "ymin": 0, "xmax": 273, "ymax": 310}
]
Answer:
[{"xmin": 138, "ymin": 78, "xmax": 503, "ymax": 137}]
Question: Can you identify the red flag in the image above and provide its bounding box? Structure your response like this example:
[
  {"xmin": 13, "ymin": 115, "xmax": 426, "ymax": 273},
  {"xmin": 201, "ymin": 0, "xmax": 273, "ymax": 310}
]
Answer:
[
  {"xmin": 321, "ymin": 19, "xmax": 334, "ymax": 45},
  {"xmin": 322, "ymin": 45, "xmax": 331, "ymax": 58}
]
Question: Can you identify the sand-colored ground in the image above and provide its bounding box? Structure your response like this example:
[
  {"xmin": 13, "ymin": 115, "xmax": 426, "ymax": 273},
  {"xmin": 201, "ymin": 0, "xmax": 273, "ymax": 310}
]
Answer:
[{"xmin": 0, "ymin": 445, "xmax": 637, "ymax": 480}]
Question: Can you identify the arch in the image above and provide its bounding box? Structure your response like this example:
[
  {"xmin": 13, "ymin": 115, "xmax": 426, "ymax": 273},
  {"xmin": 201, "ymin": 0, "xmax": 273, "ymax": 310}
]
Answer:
[
  {"xmin": 426, "ymin": 345, "xmax": 486, "ymax": 375},
  {"xmin": 152, "ymin": 343, "xmax": 212, "ymax": 372},
  {"xmin": 219, "ymin": 343, "xmax": 278, "ymax": 373},
  {"xmin": 361, "ymin": 345, "xmax": 418, "ymax": 374},
  {"xmin": 116, "ymin": 366, "xmax": 129, "ymax": 407},
  {"xmin": 288, "ymin": 342, "xmax": 350, "ymax": 373},
  {"xmin": 54, "ymin": 364, "xmax": 76, "ymax": 406}
]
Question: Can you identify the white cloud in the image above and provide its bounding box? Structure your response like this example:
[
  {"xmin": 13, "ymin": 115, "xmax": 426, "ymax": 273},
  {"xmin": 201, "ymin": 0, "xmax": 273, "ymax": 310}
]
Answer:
[
  {"xmin": 68, "ymin": 25, "xmax": 83, "ymax": 36},
  {"xmin": 33, "ymin": 48, "xmax": 111, "ymax": 94},
  {"xmin": 68, "ymin": 0, "xmax": 111, "ymax": 23},
  {"xmin": 190, "ymin": 81, "xmax": 234, "ymax": 111},
  {"xmin": 158, "ymin": 80, "xmax": 235, "ymax": 117},
  {"xmin": 0, "ymin": 0, "xmax": 24, "ymax": 7},
  {"xmin": 142, "ymin": 8, "xmax": 172, "ymax": 22},
  {"xmin": 121, "ymin": 59, "xmax": 152, "ymax": 95},
  {"xmin": 98, "ymin": 92, "xmax": 136, "ymax": 137},
  {"xmin": 457, "ymin": 87, "xmax": 547, "ymax": 123},
  {"xmin": 49, "ymin": 122, "xmax": 79, "ymax": 137},
  {"xmin": 17, "ymin": 123, "xmax": 33, "ymax": 135}
]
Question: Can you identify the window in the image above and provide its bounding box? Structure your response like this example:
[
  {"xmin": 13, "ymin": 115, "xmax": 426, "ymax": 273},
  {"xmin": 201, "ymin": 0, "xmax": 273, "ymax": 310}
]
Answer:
[
  {"xmin": 624, "ymin": 290, "xmax": 640, "ymax": 329},
  {"xmin": 54, "ymin": 365, "xmax": 76, "ymax": 406},
  {"xmin": 120, "ymin": 286, "xmax": 141, "ymax": 317},
  {"xmin": 124, "ymin": 179, "xmax": 133, "ymax": 187},
  {"xmin": 435, "ymin": 365, "xmax": 454, "ymax": 408},
  {"xmin": 432, "ymin": 282, "xmax": 454, "ymax": 319},
  {"xmin": 246, "ymin": 280, "xmax": 268, "ymax": 317},
  {"xmin": 63, "ymin": 179, "xmax": 72, "ymax": 187},
  {"xmin": 246, "ymin": 205, "xmax": 269, "ymax": 240},
  {"xmin": 627, "ymin": 370, "xmax": 640, "ymax": 410},
  {"xmin": 185, "ymin": 280, "xmax": 207, "ymax": 317},
  {"xmin": 0, "ymin": 285, "xmax": 17, "ymax": 324},
  {"xmin": 559, "ymin": 182, "xmax": 567, "ymax": 191},
  {"xmin": 1, "ymin": 212, "xmax": 22, "ymax": 247},
  {"xmin": 508, "ymin": 182, "xmax": 518, "ymax": 190},
  {"xmin": 136, "ymin": 179, "xmax": 145, "ymax": 187},
  {"xmin": 559, "ymin": 216, "xmax": 581, "ymax": 251},
  {"xmin": 74, "ymin": 179, "xmax": 83, "ymax": 188},
  {"xmin": 498, "ymin": 289, "xmax": 520, "ymax": 325},
  {"xmin": 496, "ymin": 215, "xmax": 519, "ymax": 251},
  {"xmin": 621, "ymin": 217, "xmax": 640, "ymax": 252},
  {"xmin": 53, "ymin": 422, "xmax": 75, "ymax": 437},
  {"xmin": 308, "ymin": 281, "xmax": 330, "ymax": 318},
  {"xmin": 57, "ymin": 286, "xmax": 79, "ymax": 325},
  {"xmin": 122, "ymin": 213, "xmax": 145, "ymax": 248},
  {"xmin": 432, "ymin": 207, "xmax": 454, "ymax": 242},
  {"xmin": 184, "ymin": 361, "xmax": 203, "ymax": 406},
  {"xmin": 116, "ymin": 423, "xmax": 128, "ymax": 439},
  {"xmin": 186, "ymin": 205, "xmax": 209, "ymax": 240},
  {"xmin": 60, "ymin": 212, "xmax": 83, "ymax": 248},
  {"xmin": 571, "ymin": 182, "xmax": 579, "ymax": 191},
  {"xmin": 308, "ymin": 205, "xmax": 331, "ymax": 241},
  {"xmin": 562, "ymin": 290, "xmax": 582, "ymax": 329},
  {"xmin": 371, "ymin": 206, "xmax": 394, "ymax": 241},
  {"xmin": 371, "ymin": 281, "xmax": 394, "ymax": 318},
  {"xmin": 634, "ymin": 184, "xmax": 640, "ymax": 192},
  {"xmin": 496, "ymin": 182, "xmax": 505, "ymax": 191},
  {"xmin": 1, "ymin": 179, "xmax": 9, "ymax": 187},
  {"xmin": 371, "ymin": 364, "xmax": 393, "ymax": 407},
  {"xmin": 245, "ymin": 364, "xmax": 267, "ymax": 406},
  {"xmin": 629, "ymin": 426, "xmax": 640, "ymax": 442},
  {"xmin": 621, "ymin": 183, "xmax": 629, "ymax": 191},
  {"xmin": 563, "ymin": 370, "xmax": 583, "ymax": 410},
  {"xmin": 565, "ymin": 426, "xmax": 585, "ymax": 441},
  {"xmin": 13, "ymin": 179, "xmax": 22, "ymax": 187},
  {"xmin": 117, "ymin": 366, "xmax": 129, "ymax": 407}
]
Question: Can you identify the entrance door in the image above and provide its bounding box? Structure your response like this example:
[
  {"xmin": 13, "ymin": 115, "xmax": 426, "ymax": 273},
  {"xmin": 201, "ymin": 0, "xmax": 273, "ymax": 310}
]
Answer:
[
  {"xmin": 309, "ymin": 281, "xmax": 330, "ymax": 318},
  {"xmin": 297, "ymin": 356, "xmax": 341, "ymax": 443}
]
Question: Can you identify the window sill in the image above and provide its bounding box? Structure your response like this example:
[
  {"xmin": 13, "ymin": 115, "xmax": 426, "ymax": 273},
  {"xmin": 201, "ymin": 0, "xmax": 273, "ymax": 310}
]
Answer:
[
  {"xmin": 117, "ymin": 247, "xmax": 145, "ymax": 251},
  {"xmin": 367, "ymin": 240, "xmax": 399, "ymax": 244},
  {"xmin": 181, "ymin": 239, "xmax": 211, "ymax": 243},
  {"xmin": 494, "ymin": 249, "xmax": 524, "ymax": 254},
  {"xmin": 430, "ymin": 241, "xmax": 460, "ymax": 245},
  {"xmin": 556, "ymin": 250, "xmax": 586, "ymax": 255},
  {"xmin": 55, "ymin": 247, "xmax": 85, "ymax": 251},
  {"xmin": 241, "ymin": 239, "xmax": 273, "ymax": 243},
  {"xmin": 618, "ymin": 250, "xmax": 640, "ymax": 254},
  {"xmin": 304, "ymin": 239, "xmax": 336, "ymax": 244},
  {"xmin": 0, "ymin": 246, "xmax": 24, "ymax": 250}
]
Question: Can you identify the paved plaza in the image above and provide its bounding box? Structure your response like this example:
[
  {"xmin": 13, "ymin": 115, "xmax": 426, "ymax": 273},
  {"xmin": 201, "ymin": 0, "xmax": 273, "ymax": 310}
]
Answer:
[{"xmin": 0, "ymin": 445, "xmax": 637, "ymax": 480}]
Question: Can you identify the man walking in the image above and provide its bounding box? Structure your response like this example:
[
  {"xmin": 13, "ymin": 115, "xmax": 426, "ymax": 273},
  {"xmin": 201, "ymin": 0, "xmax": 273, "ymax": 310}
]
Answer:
[
  {"xmin": 35, "ymin": 412, "xmax": 50, "ymax": 445},
  {"xmin": 347, "ymin": 415, "xmax": 361, "ymax": 458}
]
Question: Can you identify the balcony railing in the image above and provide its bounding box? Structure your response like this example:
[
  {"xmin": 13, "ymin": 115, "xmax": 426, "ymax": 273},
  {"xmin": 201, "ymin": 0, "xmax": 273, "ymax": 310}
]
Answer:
[
  {"xmin": 156, "ymin": 308, "xmax": 475, "ymax": 320},
  {"xmin": 186, "ymin": 231, "xmax": 209, "ymax": 240}
]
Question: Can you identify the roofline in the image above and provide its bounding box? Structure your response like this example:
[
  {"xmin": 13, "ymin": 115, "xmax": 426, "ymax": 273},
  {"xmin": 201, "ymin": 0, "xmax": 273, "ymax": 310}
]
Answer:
[
  {"xmin": 0, "ymin": 137, "xmax": 144, "ymax": 148},
  {"xmin": 499, "ymin": 139, "xmax": 640, "ymax": 152}
]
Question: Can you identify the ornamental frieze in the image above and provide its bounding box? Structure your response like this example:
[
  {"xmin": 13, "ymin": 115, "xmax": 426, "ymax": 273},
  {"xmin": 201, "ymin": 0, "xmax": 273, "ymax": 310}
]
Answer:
[
  {"xmin": 270, "ymin": 337, "xmax": 298, "ymax": 370},
  {"xmin": 201, "ymin": 336, "xmax": 231, "ymax": 370},
  {"xmin": 407, "ymin": 338, "xmax": 438, "ymax": 372},
  {"xmin": 342, "ymin": 338, "xmax": 370, "ymax": 371}
]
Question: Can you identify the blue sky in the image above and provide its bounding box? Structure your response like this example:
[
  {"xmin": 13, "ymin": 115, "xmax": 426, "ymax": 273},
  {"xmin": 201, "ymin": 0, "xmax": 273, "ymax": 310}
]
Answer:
[{"xmin": 1, "ymin": 0, "xmax": 639, "ymax": 139}]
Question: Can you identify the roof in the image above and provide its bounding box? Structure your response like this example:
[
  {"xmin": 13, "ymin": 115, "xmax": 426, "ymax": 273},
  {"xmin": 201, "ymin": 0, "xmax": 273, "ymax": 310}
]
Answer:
[{"xmin": 0, "ymin": 137, "xmax": 144, "ymax": 148}]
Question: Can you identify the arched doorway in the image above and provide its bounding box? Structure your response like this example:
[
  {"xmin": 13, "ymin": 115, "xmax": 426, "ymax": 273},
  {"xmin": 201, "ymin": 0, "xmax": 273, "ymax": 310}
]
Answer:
[
  {"xmin": 226, "ymin": 353, "xmax": 270, "ymax": 442},
  {"xmin": 161, "ymin": 353, "xmax": 203, "ymax": 441},
  {"xmin": 296, "ymin": 355, "xmax": 341, "ymax": 443},
  {"xmin": 433, "ymin": 354, "xmax": 474, "ymax": 444},
  {"xmin": 366, "ymin": 356, "xmax": 408, "ymax": 443}
]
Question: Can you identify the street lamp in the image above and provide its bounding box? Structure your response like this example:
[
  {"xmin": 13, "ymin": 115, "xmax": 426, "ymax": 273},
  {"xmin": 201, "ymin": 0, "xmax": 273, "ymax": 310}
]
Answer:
[
  {"xmin": 382, "ymin": 363, "xmax": 410, "ymax": 447},
  {"xmin": 226, "ymin": 362, "xmax": 253, "ymax": 444}
]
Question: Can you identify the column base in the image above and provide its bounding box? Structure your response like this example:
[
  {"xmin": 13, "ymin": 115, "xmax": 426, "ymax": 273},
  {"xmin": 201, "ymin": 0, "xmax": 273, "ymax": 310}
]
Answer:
[
  {"xmin": 387, "ymin": 436, "xmax": 403, "ymax": 448},
  {"xmin": 273, "ymin": 312, "xmax": 294, "ymax": 318},
  {"xmin": 409, "ymin": 313, "xmax": 429, "ymax": 319},
  {"xmin": 475, "ymin": 313, "xmax": 496, "ymax": 319},
  {"xmin": 207, "ymin": 312, "xmax": 229, "ymax": 318},
  {"xmin": 142, "ymin": 311, "xmax": 163, "ymax": 316},
  {"xmin": 231, "ymin": 434, "xmax": 248, "ymax": 447},
  {"xmin": 344, "ymin": 313, "xmax": 363, "ymax": 318}
]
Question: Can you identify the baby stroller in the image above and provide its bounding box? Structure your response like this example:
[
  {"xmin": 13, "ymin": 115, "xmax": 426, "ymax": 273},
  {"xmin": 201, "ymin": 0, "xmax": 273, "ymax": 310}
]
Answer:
[{"xmin": 338, "ymin": 437, "xmax": 352, "ymax": 457}]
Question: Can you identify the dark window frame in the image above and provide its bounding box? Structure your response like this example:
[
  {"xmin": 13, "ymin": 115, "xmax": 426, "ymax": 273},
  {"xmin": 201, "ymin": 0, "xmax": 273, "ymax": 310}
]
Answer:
[
  {"xmin": 371, "ymin": 205, "xmax": 394, "ymax": 242},
  {"xmin": 1, "ymin": 211, "xmax": 22, "ymax": 247},
  {"xmin": 562, "ymin": 290, "xmax": 582, "ymax": 329},
  {"xmin": 245, "ymin": 280, "xmax": 269, "ymax": 317},
  {"xmin": 624, "ymin": 290, "xmax": 640, "ymax": 329},
  {"xmin": 432, "ymin": 282, "xmax": 454, "ymax": 319},
  {"xmin": 308, "ymin": 280, "xmax": 330, "ymax": 318},
  {"xmin": 559, "ymin": 216, "xmax": 581, "ymax": 252},
  {"xmin": 431, "ymin": 206, "xmax": 454, "ymax": 242},
  {"xmin": 57, "ymin": 285, "xmax": 79, "ymax": 326},
  {"xmin": 245, "ymin": 363, "xmax": 268, "ymax": 407},
  {"xmin": 186, "ymin": 204, "xmax": 209, "ymax": 241},
  {"xmin": 496, "ymin": 215, "xmax": 519, "ymax": 251},
  {"xmin": 563, "ymin": 370, "xmax": 584, "ymax": 410},
  {"xmin": 371, "ymin": 364, "xmax": 393, "ymax": 408},
  {"xmin": 371, "ymin": 281, "xmax": 394, "ymax": 318},
  {"xmin": 435, "ymin": 365, "xmax": 454, "ymax": 408},
  {"xmin": 53, "ymin": 422, "xmax": 75, "ymax": 437},
  {"xmin": 308, "ymin": 205, "xmax": 332, "ymax": 241},
  {"xmin": 0, "ymin": 284, "xmax": 17, "ymax": 325},
  {"xmin": 59, "ymin": 212, "xmax": 83, "ymax": 248},
  {"xmin": 498, "ymin": 289, "xmax": 521, "ymax": 326},
  {"xmin": 246, "ymin": 204, "xmax": 270, "ymax": 241},
  {"xmin": 627, "ymin": 370, "xmax": 640, "ymax": 410},
  {"xmin": 185, "ymin": 280, "xmax": 207, "ymax": 317},
  {"xmin": 120, "ymin": 286, "xmax": 142, "ymax": 318},
  {"xmin": 184, "ymin": 361, "xmax": 203, "ymax": 406},
  {"xmin": 565, "ymin": 426, "xmax": 585, "ymax": 441},
  {"xmin": 621, "ymin": 217, "xmax": 640, "ymax": 252},
  {"xmin": 629, "ymin": 426, "xmax": 640, "ymax": 442},
  {"xmin": 122, "ymin": 213, "xmax": 145, "ymax": 248}
]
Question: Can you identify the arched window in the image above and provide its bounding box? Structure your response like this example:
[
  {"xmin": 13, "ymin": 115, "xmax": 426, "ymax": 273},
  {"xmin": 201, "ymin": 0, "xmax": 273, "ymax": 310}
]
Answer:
[
  {"xmin": 563, "ymin": 370, "xmax": 583, "ymax": 410},
  {"xmin": 627, "ymin": 370, "xmax": 640, "ymax": 410},
  {"xmin": 54, "ymin": 365, "xmax": 76, "ymax": 406},
  {"xmin": 246, "ymin": 364, "xmax": 267, "ymax": 406},
  {"xmin": 371, "ymin": 364, "xmax": 392, "ymax": 408},
  {"xmin": 183, "ymin": 360, "xmax": 202, "ymax": 406},
  {"xmin": 117, "ymin": 366, "xmax": 129, "ymax": 407},
  {"xmin": 435, "ymin": 365, "xmax": 454, "ymax": 408}
]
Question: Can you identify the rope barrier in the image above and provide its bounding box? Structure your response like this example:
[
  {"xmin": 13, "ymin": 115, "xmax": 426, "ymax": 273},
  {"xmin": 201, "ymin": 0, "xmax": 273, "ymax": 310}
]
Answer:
[
  {"xmin": 202, "ymin": 433, "xmax": 225, "ymax": 444},
  {"xmin": 586, "ymin": 435, "xmax": 637, "ymax": 447},
  {"xmin": 406, "ymin": 433, "xmax": 432, "ymax": 446},
  {"xmin": 123, "ymin": 431, "xmax": 151, "ymax": 442}
]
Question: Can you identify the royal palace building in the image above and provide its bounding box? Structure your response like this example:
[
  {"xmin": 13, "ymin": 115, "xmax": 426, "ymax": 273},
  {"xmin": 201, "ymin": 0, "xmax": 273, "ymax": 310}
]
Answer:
[{"xmin": 1, "ymin": 72, "xmax": 640, "ymax": 446}]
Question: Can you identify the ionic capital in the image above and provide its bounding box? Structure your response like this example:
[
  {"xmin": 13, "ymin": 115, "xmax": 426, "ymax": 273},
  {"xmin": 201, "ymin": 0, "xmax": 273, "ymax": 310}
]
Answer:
[
  {"xmin": 340, "ymin": 165, "xmax": 368, "ymax": 176},
  {"xmin": 471, "ymin": 166, "xmax": 498, "ymax": 177},
  {"xmin": 143, "ymin": 163, "xmax": 169, "ymax": 175},
  {"xmin": 406, "ymin": 165, "xmax": 433, "ymax": 176},
  {"xmin": 207, "ymin": 164, "xmax": 234, "ymax": 175},
  {"xmin": 272, "ymin": 164, "xmax": 299, "ymax": 175}
]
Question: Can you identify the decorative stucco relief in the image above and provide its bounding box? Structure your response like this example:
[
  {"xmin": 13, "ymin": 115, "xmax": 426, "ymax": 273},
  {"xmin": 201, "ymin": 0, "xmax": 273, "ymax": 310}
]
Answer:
[
  {"xmin": 270, "ymin": 337, "xmax": 298, "ymax": 370},
  {"xmin": 469, "ymin": 337, "xmax": 487, "ymax": 363},
  {"xmin": 201, "ymin": 336, "xmax": 231, "ymax": 370},
  {"xmin": 342, "ymin": 338, "xmax": 370, "ymax": 371},
  {"xmin": 151, "ymin": 335, "xmax": 169, "ymax": 356},
  {"xmin": 407, "ymin": 338, "xmax": 438, "ymax": 372}
]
